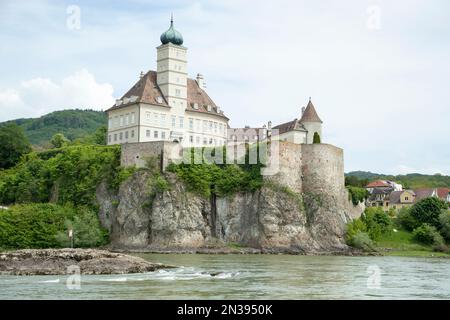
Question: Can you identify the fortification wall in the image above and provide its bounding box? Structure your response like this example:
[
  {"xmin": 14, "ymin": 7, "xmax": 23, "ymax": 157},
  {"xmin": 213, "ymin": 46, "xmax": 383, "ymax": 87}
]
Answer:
[
  {"xmin": 263, "ymin": 142, "xmax": 303, "ymax": 193},
  {"xmin": 121, "ymin": 141, "xmax": 182, "ymax": 170},
  {"xmin": 301, "ymin": 143, "xmax": 345, "ymax": 196}
]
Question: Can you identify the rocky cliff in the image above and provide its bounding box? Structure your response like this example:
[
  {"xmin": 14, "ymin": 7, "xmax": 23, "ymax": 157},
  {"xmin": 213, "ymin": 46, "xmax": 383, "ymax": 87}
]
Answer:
[{"xmin": 96, "ymin": 170, "xmax": 363, "ymax": 254}]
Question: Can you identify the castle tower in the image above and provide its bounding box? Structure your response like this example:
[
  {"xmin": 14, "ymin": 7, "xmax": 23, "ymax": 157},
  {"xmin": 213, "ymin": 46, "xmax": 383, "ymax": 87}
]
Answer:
[
  {"xmin": 300, "ymin": 98, "xmax": 323, "ymax": 144},
  {"xmin": 156, "ymin": 15, "xmax": 188, "ymax": 117}
]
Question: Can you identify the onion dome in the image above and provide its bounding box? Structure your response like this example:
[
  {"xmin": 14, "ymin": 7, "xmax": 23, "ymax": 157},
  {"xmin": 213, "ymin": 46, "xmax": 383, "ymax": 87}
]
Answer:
[{"xmin": 160, "ymin": 15, "xmax": 183, "ymax": 45}]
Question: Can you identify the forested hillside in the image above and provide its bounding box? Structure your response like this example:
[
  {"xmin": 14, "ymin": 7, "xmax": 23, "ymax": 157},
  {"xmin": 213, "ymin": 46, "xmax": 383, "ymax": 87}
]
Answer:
[
  {"xmin": 0, "ymin": 109, "xmax": 107, "ymax": 146},
  {"xmin": 346, "ymin": 171, "xmax": 450, "ymax": 189}
]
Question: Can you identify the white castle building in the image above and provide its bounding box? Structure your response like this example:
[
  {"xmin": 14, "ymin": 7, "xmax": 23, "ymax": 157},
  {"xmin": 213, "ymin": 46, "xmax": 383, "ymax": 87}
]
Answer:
[
  {"xmin": 106, "ymin": 17, "xmax": 229, "ymax": 147},
  {"xmin": 107, "ymin": 17, "xmax": 323, "ymax": 148}
]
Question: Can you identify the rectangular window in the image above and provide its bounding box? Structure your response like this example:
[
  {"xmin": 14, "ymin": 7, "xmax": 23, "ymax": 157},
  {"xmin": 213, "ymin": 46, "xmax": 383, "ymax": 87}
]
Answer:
[
  {"xmin": 219, "ymin": 123, "xmax": 222, "ymax": 133},
  {"xmin": 189, "ymin": 118, "xmax": 194, "ymax": 130},
  {"xmin": 161, "ymin": 114, "xmax": 166, "ymax": 127},
  {"xmin": 125, "ymin": 114, "xmax": 129, "ymax": 126},
  {"xmin": 146, "ymin": 130, "xmax": 150, "ymax": 137},
  {"xmin": 179, "ymin": 116, "xmax": 184, "ymax": 129},
  {"xmin": 108, "ymin": 118, "xmax": 112, "ymax": 128},
  {"xmin": 189, "ymin": 135, "xmax": 193, "ymax": 143},
  {"xmin": 146, "ymin": 112, "xmax": 151, "ymax": 121},
  {"xmin": 153, "ymin": 113, "xmax": 158, "ymax": 125},
  {"xmin": 108, "ymin": 135, "xmax": 111, "ymax": 143},
  {"xmin": 114, "ymin": 134, "xmax": 117, "ymax": 141},
  {"xmin": 196, "ymin": 119, "xmax": 201, "ymax": 131},
  {"xmin": 203, "ymin": 138, "xmax": 207, "ymax": 145},
  {"xmin": 196, "ymin": 136, "xmax": 200, "ymax": 144},
  {"xmin": 175, "ymin": 89, "xmax": 181, "ymax": 97},
  {"xmin": 209, "ymin": 138, "xmax": 213, "ymax": 145},
  {"xmin": 119, "ymin": 132, "xmax": 123, "ymax": 140},
  {"xmin": 171, "ymin": 116, "xmax": 176, "ymax": 128},
  {"xmin": 131, "ymin": 130, "xmax": 135, "ymax": 138},
  {"xmin": 131, "ymin": 112, "xmax": 135, "ymax": 124},
  {"xmin": 214, "ymin": 122, "xmax": 217, "ymax": 133},
  {"xmin": 209, "ymin": 121, "xmax": 213, "ymax": 132},
  {"xmin": 154, "ymin": 131, "xmax": 158, "ymax": 138},
  {"xmin": 120, "ymin": 115, "xmax": 124, "ymax": 127},
  {"xmin": 202, "ymin": 120, "xmax": 207, "ymax": 132},
  {"xmin": 125, "ymin": 131, "xmax": 129, "ymax": 139},
  {"xmin": 161, "ymin": 131, "xmax": 166, "ymax": 139},
  {"xmin": 114, "ymin": 116, "xmax": 119, "ymax": 126}
]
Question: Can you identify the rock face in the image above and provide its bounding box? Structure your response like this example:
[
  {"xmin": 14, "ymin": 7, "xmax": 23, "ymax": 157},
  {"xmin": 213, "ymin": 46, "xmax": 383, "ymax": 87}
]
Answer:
[
  {"xmin": 0, "ymin": 249, "xmax": 172, "ymax": 275},
  {"xmin": 97, "ymin": 170, "xmax": 364, "ymax": 254}
]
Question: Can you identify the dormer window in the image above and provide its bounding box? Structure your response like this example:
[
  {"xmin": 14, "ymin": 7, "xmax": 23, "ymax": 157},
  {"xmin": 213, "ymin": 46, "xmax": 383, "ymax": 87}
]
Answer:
[
  {"xmin": 193, "ymin": 103, "xmax": 199, "ymax": 110},
  {"xmin": 156, "ymin": 96, "xmax": 163, "ymax": 104},
  {"xmin": 207, "ymin": 105, "xmax": 212, "ymax": 112}
]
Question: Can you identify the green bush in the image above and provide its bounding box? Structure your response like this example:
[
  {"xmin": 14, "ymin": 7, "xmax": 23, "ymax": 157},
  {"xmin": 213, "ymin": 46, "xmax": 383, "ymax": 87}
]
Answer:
[
  {"xmin": 410, "ymin": 197, "xmax": 448, "ymax": 228},
  {"xmin": 0, "ymin": 145, "xmax": 122, "ymax": 207},
  {"xmin": 167, "ymin": 145, "xmax": 264, "ymax": 198},
  {"xmin": 345, "ymin": 218, "xmax": 367, "ymax": 245},
  {"xmin": 55, "ymin": 206, "xmax": 108, "ymax": 248},
  {"xmin": 351, "ymin": 231, "xmax": 375, "ymax": 251},
  {"xmin": 362, "ymin": 207, "xmax": 392, "ymax": 241},
  {"xmin": 0, "ymin": 204, "xmax": 108, "ymax": 249},
  {"xmin": 413, "ymin": 223, "xmax": 444, "ymax": 246},
  {"xmin": 438, "ymin": 211, "xmax": 450, "ymax": 242},
  {"xmin": 396, "ymin": 207, "xmax": 420, "ymax": 231},
  {"xmin": 346, "ymin": 186, "xmax": 368, "ymax": 205}
]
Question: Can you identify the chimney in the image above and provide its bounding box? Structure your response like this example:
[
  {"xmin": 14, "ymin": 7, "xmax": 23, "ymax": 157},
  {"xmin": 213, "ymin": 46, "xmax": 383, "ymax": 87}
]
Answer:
[
  {"xmin": 140, "ymin": 71, "xmax": 144, "ymax": 79},
  {"xmin": 301, "ymin": 107, "xmax": 306, "ymax": 115},
  {"xmin": 196, "ymin": 73, "xmax": 206, "ymax": 89}
]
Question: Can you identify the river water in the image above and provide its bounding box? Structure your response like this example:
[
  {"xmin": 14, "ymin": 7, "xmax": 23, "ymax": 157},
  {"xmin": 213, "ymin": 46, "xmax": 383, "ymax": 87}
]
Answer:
[{"xmin": 0, "ymin": 254, "xmax": 449, "ymax": 299}]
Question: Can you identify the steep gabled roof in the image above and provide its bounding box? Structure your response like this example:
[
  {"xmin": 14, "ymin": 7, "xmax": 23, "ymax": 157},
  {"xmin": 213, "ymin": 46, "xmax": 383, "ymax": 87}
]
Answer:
[
  {"xmin": 106, "ymin": 70, "xmax": 229, "ymax": 120},
  {"xmin": 300, "ymin": 100, "xmax": 322, "ymax": 123},
  {"xmin": 272, "ymin": 119, "xmax": 305, "ymax": 134}
]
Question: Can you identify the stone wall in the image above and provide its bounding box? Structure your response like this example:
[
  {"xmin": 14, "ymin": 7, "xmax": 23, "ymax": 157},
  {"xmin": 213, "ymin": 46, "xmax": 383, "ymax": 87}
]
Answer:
[
  {"xmin": 301, "ymin": 143, "xmax": 345, "ymax": 196},
  {"xmin": 120, "ymin": 141, "xmax": 182, "ymax": 170}
]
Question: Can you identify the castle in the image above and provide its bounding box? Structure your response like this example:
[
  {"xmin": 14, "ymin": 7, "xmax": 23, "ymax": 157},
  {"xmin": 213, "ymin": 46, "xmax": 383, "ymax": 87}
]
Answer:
[
  {"xmin": 106, "ymin": 17, "xmax": 323, "ymax": 149},
  {"xmin": 99, "ymin": 17, "xmax": 362, "ymax": 252}
]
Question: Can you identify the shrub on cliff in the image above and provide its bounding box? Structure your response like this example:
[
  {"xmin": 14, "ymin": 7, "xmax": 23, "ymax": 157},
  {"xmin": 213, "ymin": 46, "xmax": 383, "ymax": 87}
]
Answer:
[
  {"xmin": 0, "ymin": 204, "xmax": 108, "ymax": 249},
  {"xmin": 346, "ymin": 186, "xmax": 368, "ymax": 205},
  {"xmin": 362, "ymin": 207, "xmax": 392, "ymax": 240},
  {"xmin": 0, "ymin": 145, "xmax": 122, "ymax": 207},
  {"xmin": 167, "ymin": 145, "xmax": 264, "ymax": 197}
]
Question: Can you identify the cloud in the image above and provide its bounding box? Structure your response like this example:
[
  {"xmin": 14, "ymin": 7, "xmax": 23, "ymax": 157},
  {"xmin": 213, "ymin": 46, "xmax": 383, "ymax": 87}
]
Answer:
[{"xmin": 0, "ymin": 69, "xmax": 115, "ymax": 121}]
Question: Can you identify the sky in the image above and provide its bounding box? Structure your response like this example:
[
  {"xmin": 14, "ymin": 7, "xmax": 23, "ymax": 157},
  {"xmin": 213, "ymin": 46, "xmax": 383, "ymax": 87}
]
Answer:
[{"xmin": 0, "ymin": 0, "xmax": 449, "ymax": 175}]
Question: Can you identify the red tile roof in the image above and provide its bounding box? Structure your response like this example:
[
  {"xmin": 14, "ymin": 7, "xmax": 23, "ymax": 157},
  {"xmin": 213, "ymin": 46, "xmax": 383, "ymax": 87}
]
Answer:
[
  {"xmin": 106, "ymin": 70, "xmax": 228, "ymax": 120},
  {"xmin": 437, "ymin": 188, "xmax": 449, "ymax": 199},
  {"xmin": 366, "ymin": 180, "xmax": 391, "ymax": 188}
]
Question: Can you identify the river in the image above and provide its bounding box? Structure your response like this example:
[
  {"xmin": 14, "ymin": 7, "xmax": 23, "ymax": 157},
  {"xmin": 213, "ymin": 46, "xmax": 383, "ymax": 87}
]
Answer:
[{"xmin": 1, "ymin": 254, "xmax": 449, "ymax": 299}]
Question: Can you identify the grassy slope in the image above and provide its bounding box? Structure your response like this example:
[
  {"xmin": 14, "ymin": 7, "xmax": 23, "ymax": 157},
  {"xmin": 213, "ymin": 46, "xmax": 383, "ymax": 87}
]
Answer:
[{"xmin": 376, "ymin": 229, "xmax": 450, "ymax": 258}]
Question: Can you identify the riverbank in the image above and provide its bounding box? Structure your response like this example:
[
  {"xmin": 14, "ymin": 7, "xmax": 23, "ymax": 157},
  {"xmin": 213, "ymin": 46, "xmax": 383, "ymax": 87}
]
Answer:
[
  {"xmin": 374, "ymin": 229, "xmax": 450, "ymax": 258},
  {"xmin": 0, "ymin": 249, "xmax": 174, "ymax": 275}
]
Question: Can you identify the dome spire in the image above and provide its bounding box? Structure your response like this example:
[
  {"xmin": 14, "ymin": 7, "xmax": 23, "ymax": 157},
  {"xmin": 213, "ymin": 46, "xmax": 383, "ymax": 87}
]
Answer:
[{"xmin": 160, "ymin": 14, "xmax": 183, "ymax": 45}]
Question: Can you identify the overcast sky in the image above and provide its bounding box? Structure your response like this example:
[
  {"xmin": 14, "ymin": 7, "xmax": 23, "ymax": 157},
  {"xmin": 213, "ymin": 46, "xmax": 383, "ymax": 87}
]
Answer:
[{"xmin": 0, "ymin": 0, "xmax": 449, "ymax": 175}]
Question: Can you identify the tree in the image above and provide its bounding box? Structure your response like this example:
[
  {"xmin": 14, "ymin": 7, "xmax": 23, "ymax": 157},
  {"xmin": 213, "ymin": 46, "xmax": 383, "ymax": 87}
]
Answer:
[
  {"xmin": 92, "ymin": 125, "xmax": 107, "ymax": 145},
  {"xmin": 313, "ymin": 132, "xmax": 321, "ymax": 144},
  {"xmin": 410, "ymin": 197, "xmax": 448, "ymax": 228},
  {"xmin": 0, "ymin": 123, "xmax": 31, "ymax": 169},
  {"xmin": 50, "ymin": 133, "xmax": 69, "ymax": 148}
]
